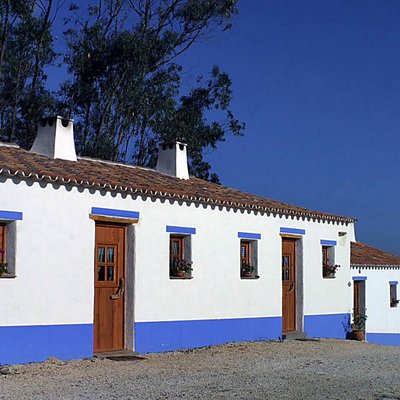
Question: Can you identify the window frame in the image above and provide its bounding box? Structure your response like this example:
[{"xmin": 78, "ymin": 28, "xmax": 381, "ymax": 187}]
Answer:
[
  {"xmin": 240, "ymin": 239, "xmax": 258, "ymax": 279},
  {"xmin": 322, "ymin": 245, "xmax": 330, "ymax": 265},
  {"xmin": 321, "ymin": 245, "xmax": 336, "ymax": 279},
  {"xmin": 240, "ymin": 240, "xmax": 250, "ymax": 266},
  {"xmin": 390, "ymin": 282, "xmax": 398, "ymax": 308},
  {"xmin": 0, "ymin": 212, "xmax": 21, "ymax": 278},
  {"xmin": 0, "ymin": 223, "xmax": 6, "ymax": 265},
  {"xmin": 95, "ymin": 244, "xmax": 118, "ymax": 286},
  {"xmin": 169, "ymin": 234, "xmax": 192, "ymax": 279},
  {"xmin": 0, "ymin": 223, "xmax": 14, "ymax": 278}
]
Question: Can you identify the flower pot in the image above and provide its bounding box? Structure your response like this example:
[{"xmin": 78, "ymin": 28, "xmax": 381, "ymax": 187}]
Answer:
[
  {"xmin": 172, "ymin": 270, "xmax": 185, "ymax": 278},
  {"xmin": 349, "ymin": 330, "xmax": 365, "ymax": 341},
  {"xmin": 241, "ymin": 271, "xmax": 253, "ymax": 278},
  {"xmin": 323, "ymin": 272, "xmax": 335, "ymax": 279}
]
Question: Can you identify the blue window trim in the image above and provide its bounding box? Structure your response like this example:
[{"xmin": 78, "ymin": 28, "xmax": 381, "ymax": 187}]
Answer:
[
  {"xmin": 320, "ymin": 240, "xmax": 337, "ymax": 246},
  {"xmin": 91, "ymin": 207, "xmax": 139, "ymax": 219},
  {"xmin": 280, "ymin": 227, "xmax": 305, "ymax": 235},
  {"xmin": 352, "ymin": 276, "xmax": 367, "ymax": 281},
  {"xmin": 166, "ymin": 226, "xmax": 196, "ymax": 235},
  {"xmin": 389, "ymin": 281, "xmax": 398, "ymax": 285},
  {"xmin": 0, "ymin": 210, "xmax": 23, "ymax": 221},
  {"xmin": 238, "ymin": 232, "xmax": 261, "ymax": 240}
]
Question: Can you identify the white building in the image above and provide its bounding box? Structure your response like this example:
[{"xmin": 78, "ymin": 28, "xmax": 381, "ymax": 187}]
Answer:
[
  {"xmin": 351, "ymin": 241, "xmax": 400, "ymax": 345},
  {"xmin": 0, "ymin": 116, "xmax": 397, "ymax": 365}
]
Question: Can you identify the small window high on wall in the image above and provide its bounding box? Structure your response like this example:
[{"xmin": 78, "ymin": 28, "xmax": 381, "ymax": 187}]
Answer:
[{"xmin": 390, "ymin": 282, "xmax": 399, "ymax": 308}]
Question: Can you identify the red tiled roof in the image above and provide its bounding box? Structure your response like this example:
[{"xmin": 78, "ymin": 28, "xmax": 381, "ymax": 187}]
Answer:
[
  {"xmin": 0, "ymin": 145, "xmax": 355, "ymax": 223},
  {"xmin": 351, "ymin": 242, "xmax": 400, "ymax": 266}
]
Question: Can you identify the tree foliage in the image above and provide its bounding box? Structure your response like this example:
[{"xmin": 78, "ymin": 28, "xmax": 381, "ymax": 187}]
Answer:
[
  {"xmin": 0, "ymin": 0, "xmax": 245, "ymax": 182},
  {"xmin": 0, "ymin": 0, "xmax": 57, "ymax": 148}
]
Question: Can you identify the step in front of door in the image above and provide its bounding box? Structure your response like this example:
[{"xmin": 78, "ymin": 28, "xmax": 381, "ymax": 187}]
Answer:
[
  {"xmin": 282, "ymin": 331, "xmax": 307, "ymax": 340},
  {"xmin": 94, "ymin": 350, "xmax": 147, "ymax": 361}
]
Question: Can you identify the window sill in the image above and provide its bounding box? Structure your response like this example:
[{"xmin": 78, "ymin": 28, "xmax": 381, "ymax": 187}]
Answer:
[
  {"xmin": 169, "ymin": 276, "xmax": 193, "ymax": 280},
  {"xmin": 0, "ymin": 274, "xmax": 16, "ymax": 279},
  {"xmin": 323, "ymin": 275, "xmax": 336, "ymax": 279},
  {"xmin": 241, "ymin": 275, "xmax": 260, "ymax": 280}
]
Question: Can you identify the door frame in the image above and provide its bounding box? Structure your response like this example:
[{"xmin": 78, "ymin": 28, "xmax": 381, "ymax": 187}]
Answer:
[
  {"xmin": 92, "ymin": 220, "xmax": 136, "ymax": 353},
  {"xmin": 281, "ymin": 235, "xmax": 304, "ymax": 334}
]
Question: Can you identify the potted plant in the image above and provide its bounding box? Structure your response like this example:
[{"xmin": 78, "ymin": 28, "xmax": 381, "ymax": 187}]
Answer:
[
  {"xmin": 0, "ymin": 262, "xmax": 8, "ymax": 276},
  {"xmin": 349, "ymin": 312, "xmax": 367, "ymax": 341},
  {"xmin": 391, "ymin": 299, "xmax": 400, "ymax": 308},
  {"xmin": 322, "ymin": 263, "xmax": 340, "ymax": 278},
  {"xmin": 241, "ymin": 263, "xmax": 255, "ymax": 278},
  {"xmin": 170, "ymin": 258, "xmax": 192, "ymax": 278}
]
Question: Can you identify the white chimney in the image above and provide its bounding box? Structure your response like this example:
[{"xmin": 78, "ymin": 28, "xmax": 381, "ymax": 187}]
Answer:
[
  {"xmin": 30, "ymin": 116, "xmax": 77, "ymax": 161},
  {"xmin": 155, "ymin": 142, "xmax": 189, "ymax": 179}
]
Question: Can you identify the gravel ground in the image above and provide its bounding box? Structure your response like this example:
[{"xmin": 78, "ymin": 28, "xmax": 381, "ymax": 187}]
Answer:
[{"xmin": 1, "ymin": 339, "xmax": 400, "ymax": 400}]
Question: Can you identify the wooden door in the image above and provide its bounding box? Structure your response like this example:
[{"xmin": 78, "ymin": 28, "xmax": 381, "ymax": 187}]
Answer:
[
  {"xmin": 353, "ymin": 280, "xmax": 365, "ymax": 318},
  {"xmin": 354, "ymin": 281, "xmax": 361, "ymax": 316},
  {"xmin": 282, "ymin": 238, "xmax": 296, "ymax": 332},
  {"xmin": 94, "ymin": 224, "xmax": 125, "ymax": 353}
]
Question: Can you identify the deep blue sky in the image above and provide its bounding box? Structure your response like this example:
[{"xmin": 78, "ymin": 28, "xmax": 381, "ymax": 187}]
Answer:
[
  {"xmin": 49, "ymin": 1, "xmax": 400, "ymax": 254},
  {"xmin": 176, "ymin": 0, "xmax": 400, "ymax": 255}
]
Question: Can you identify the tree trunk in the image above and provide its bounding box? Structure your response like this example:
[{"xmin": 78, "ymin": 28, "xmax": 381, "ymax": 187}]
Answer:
[{"xmin": 30, "ymin": 0, "xmax": 53, "ymax": 93}]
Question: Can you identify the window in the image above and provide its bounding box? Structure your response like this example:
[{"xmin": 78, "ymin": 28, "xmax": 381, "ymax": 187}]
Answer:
[
  {"xmin": 321, "ymin": 244, "xmax": 339, "ymax": 278},
  {"xmin": 0, "ymin": 224, "xmax": 7, "ymax": 275},
  {"xmin": 0, "ymin": 222, "xmax": 16, "ymax": 277},
  {"xmin": 240, "ymin": 239, "xmax": 258, "ymax": 279},
  {"xmin": 322, "ymin": 246, "xmax": 329, "ymax": 265},
  {"xmin": 96, "ymin": 246, "xmax": 116, "ymax": 282},
  {"xmin": 169, "ymin": 235, "xmax": 192, "ymax": 279},
  {"xmin": 390, "ymin": 282, "xmax": 398, "ymax": 308},
  {"xmin": 0, "ymin": 211, "xmax": 21, "ymax": 278}
]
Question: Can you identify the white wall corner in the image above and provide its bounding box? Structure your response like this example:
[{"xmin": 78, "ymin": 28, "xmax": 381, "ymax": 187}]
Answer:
[
  {"xmin": 30, "ymin": 116, "xmax": 77, "ymax": 161},
  {"xmin": 155, "ymin": 142, "xmax": 189, "ymax": 179}
]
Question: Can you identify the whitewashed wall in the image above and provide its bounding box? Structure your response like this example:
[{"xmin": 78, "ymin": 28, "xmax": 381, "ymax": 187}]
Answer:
[
  {"xmin": 351, "ymin": 268, "xmax": 400, "ymax": 336},
  {"xmin": 0, "ymin": 176, "xmax": 355, "ymax": 329}
]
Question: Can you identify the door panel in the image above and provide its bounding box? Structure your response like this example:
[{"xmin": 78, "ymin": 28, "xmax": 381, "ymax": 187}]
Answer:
[
  {"xmin": 282, "ymin": 238, "xmax": 296, "ymax": 332},
  {"xmin": 353, "ymin": 280, "xmax": 366, "ymax": 327},
  {"xmin": 94, "ymin": 224, "xmax": 125, "ymax": 353},
  {"xmin": 354, "ymin": 281, "xmax": 360, "ymax": 315}
]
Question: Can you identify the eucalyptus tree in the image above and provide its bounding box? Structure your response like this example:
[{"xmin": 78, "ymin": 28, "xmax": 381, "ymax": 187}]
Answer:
[
  {"xmin": 61, "ymin": 0, "xmax": 244, "ymax": 181},
  {"xmin": 0, "ymin": 0, "xmax": 58, "ymax": 147}
]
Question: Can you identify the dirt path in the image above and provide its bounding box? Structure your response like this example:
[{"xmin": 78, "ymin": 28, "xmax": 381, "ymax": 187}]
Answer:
[{"xmin": 1, "ymin": 339, "xmax": 400, "ymax": 399}]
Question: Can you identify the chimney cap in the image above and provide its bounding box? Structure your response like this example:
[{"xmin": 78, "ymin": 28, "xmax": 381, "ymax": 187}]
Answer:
[
  {"xmin": 39, "ymin": 116, "xmax": 74, "ymax": 128},
  {"xmin": 161, "ymin": 142, "xmax": 187, "ymax": 151},
  {"xmin": 156, "ymin": 141, "xmax": 189, "ymax": 180}
]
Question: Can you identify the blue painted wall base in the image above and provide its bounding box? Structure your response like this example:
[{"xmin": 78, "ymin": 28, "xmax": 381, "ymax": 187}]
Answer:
[
  {"xmin": 304, "ymin": 313, "xmax": 351, "ymax": 339},
  {"xmin": 0, "ymin": 324, "xmax": 93, "ymax": 365},
  {"xmin": 135, "ymin": 316, "xmax": 282, "ymax": 353},
  {"xmin": 6, "ymin": 314, "xmax": 397, "ymax": 365},
  {"xmin": 367, "ymin": 332, "xmax": 400, "ymax": 346}
]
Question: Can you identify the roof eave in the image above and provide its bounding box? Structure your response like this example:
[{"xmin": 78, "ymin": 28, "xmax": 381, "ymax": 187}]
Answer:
[
  {"xmin": 0, "ymin": 166, "xmax": 357, "ymax": 224},
  {"xmin": 351, "ymin": 264, "xmax": 400, "ymax": 269}
]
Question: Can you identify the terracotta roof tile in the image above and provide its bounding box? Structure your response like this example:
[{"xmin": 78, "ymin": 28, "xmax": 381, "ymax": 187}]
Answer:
[
  {"xmin": 0, "ymin": 145, "xmax": 355, "ymax": 223},
  {"xmin": 351, "ymin": 242, "xmax": 400, "ymax": 266}
]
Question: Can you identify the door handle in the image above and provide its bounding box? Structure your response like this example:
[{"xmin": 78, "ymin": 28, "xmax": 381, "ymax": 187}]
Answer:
[
  {"xmin": 287, "ymin": 282, "xmax": 294, "ymax": 293},
  {"xmin": 110, "ymin": 277, "xmax": 125, "ymax": 300}
]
